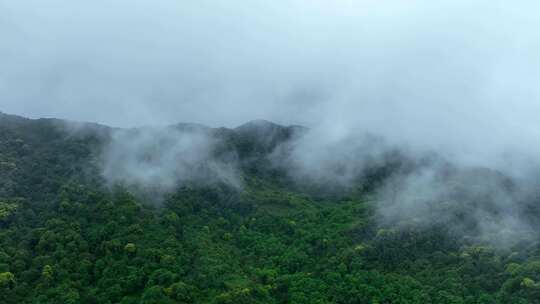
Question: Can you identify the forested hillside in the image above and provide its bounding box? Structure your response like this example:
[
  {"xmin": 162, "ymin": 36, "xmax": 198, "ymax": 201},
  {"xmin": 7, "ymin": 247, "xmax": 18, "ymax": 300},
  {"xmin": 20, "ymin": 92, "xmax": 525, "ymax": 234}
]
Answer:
[{"xmin": 1, "ymin": 112, "xmax": 540, "ymax": 303}]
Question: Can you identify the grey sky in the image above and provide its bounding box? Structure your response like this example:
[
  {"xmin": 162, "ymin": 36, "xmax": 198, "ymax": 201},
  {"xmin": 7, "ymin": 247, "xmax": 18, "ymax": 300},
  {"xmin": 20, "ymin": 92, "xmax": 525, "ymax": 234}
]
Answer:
[{"xmin": 1, "ymin": 0, "xmax": 540, "ymax": 169}]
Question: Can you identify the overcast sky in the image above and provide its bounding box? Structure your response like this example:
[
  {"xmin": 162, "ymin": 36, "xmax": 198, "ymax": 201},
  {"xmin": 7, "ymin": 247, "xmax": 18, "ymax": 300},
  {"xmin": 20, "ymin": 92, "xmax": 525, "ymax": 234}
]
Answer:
[{"xmin": 1, "ymin": 1, "xmax": 540, "ymax": 166}]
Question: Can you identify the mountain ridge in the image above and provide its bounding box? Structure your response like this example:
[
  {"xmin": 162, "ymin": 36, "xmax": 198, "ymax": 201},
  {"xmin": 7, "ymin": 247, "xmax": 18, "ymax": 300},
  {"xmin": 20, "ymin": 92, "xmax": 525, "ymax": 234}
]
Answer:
[{"xmin": 1, "ymin": 110, "xmax": 540, "ymax": 303}]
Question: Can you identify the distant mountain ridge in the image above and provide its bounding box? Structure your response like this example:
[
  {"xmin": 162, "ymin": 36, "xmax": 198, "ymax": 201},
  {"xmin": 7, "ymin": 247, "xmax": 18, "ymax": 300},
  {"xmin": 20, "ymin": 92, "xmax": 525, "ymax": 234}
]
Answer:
[
  {"xmin": 0, "ymin": 111, "xmax": 306, "ymax": 201},
  {"xmin": 0, "ymin": 111, "xmax": 303, "ymax": 133}
]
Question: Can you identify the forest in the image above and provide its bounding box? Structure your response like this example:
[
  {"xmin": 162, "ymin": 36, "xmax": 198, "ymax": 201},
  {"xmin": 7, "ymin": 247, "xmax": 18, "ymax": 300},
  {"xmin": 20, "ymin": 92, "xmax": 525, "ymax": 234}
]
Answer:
[{"xmin": 1, "ymin": 112, "xmax": 540, "ymax": 304}]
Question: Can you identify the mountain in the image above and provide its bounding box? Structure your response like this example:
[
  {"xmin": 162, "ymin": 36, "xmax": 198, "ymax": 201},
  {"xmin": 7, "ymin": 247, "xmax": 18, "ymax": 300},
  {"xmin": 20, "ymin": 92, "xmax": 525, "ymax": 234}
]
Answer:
[
  {"xmin": 0, "ymin": 112, "xmax": 539, "ymax": 303},
  {"xmin": 0, "ymin": 113, "xmax": 304, "ymax": 201}
]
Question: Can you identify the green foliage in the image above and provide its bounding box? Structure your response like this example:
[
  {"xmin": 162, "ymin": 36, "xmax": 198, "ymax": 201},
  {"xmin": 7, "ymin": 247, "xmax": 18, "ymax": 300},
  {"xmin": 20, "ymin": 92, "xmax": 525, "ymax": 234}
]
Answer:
[
  {"xmin": 2, "ymin": 113, "xmax": 540, "ymax": 303},
  {"xmin": 124, "ymin": 243, "xmax": 137, "ymax": 253},
  {"xmin": 0, "ymin": 201, "xmax": 18, "ymax": 223},
  {"xmin": 2, "ymin": 178, "xmax": 539, "ymax": 303},
  {"xmin": 0, "ymin": 271, "xmax": 15, "ymax": 287}
]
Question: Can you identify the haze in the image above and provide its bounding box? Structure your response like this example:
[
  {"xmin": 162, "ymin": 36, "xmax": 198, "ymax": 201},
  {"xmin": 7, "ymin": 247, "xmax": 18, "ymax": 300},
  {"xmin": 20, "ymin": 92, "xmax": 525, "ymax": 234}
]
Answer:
[{"xmin": 2, "ymin": 0, "xmax": 540, "ymax": 170}]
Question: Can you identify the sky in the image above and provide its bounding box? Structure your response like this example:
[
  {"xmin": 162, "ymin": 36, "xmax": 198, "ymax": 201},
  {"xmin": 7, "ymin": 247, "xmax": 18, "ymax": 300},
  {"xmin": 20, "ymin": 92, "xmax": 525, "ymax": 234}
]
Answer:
[{"xmin": 1, "ymin": 0, "xmax": 540, "ymax": 169}]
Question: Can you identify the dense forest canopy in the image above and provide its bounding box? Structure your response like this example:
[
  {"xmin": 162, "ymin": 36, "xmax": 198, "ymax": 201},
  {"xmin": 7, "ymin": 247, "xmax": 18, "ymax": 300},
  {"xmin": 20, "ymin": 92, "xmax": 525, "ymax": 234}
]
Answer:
[{"xmin": 1, "ymin": 112, "xmax": 540, "ymax": 303}]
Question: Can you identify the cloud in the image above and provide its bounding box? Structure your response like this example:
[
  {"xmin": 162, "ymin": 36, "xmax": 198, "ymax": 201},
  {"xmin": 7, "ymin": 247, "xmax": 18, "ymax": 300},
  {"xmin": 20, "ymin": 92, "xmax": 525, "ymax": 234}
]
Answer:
[
  {"xmin": 1, "ymin": 1, "xmax": 539, "ymax": 167},
  {"xmin": 0, "ymin": 1, "xmax": 537, "ymax": 129},
  {"xmin": 101, "ymin": 126, "xmax": 241, "ymax": 197},
  {"xmin": 270, "ymin": 125, "xmax": 396, "ymax": 190},
  {"xmin": 372, "ymin": 160, "xmax": 539, "ymax": 247}
]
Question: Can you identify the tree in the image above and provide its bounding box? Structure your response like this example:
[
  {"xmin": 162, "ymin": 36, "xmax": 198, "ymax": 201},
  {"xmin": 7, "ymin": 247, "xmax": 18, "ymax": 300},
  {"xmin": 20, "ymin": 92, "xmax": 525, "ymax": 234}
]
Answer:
[{"xmin": 0, "ymin": 272, "xmax": 15, "ymax": 288}]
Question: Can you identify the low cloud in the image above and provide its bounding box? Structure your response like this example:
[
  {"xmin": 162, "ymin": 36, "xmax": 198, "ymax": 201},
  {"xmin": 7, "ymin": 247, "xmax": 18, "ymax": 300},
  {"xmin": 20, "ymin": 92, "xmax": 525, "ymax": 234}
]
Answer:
[{"xmin": 101, "ymin": 126, "xmax": 241, "ymax": 197}]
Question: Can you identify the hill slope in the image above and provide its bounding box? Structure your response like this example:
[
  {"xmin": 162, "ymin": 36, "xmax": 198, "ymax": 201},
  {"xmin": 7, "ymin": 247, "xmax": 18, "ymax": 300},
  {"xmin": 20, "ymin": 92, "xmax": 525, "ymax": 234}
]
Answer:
[{"xmin": 1, "ymin": 112, "xmax": 540, "ymax": 303}]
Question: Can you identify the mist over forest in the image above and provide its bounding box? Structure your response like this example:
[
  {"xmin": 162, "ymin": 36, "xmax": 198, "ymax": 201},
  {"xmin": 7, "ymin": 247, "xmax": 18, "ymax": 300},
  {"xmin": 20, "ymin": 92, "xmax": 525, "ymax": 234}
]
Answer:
[{"xmin": 2, "ymin": 1, "xmax": 540, "ymax": 303}]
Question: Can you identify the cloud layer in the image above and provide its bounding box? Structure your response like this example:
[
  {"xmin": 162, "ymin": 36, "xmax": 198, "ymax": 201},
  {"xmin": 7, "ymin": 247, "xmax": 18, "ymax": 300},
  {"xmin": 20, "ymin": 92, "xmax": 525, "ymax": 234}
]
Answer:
[
  {"xmin": 2, "ymin": 1, "xmax": 538, "ymax": 133},
  {"xmin": 101, "ymin": 126, "xmax": 240, "ymax": 194}
]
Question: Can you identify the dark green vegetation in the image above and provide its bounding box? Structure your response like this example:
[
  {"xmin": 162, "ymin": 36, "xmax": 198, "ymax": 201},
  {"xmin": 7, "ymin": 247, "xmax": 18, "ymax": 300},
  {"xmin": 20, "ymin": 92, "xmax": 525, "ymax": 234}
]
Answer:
[{"xmin": 1, "ymin": 112, "xmax": 540, "ymax": 303}]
